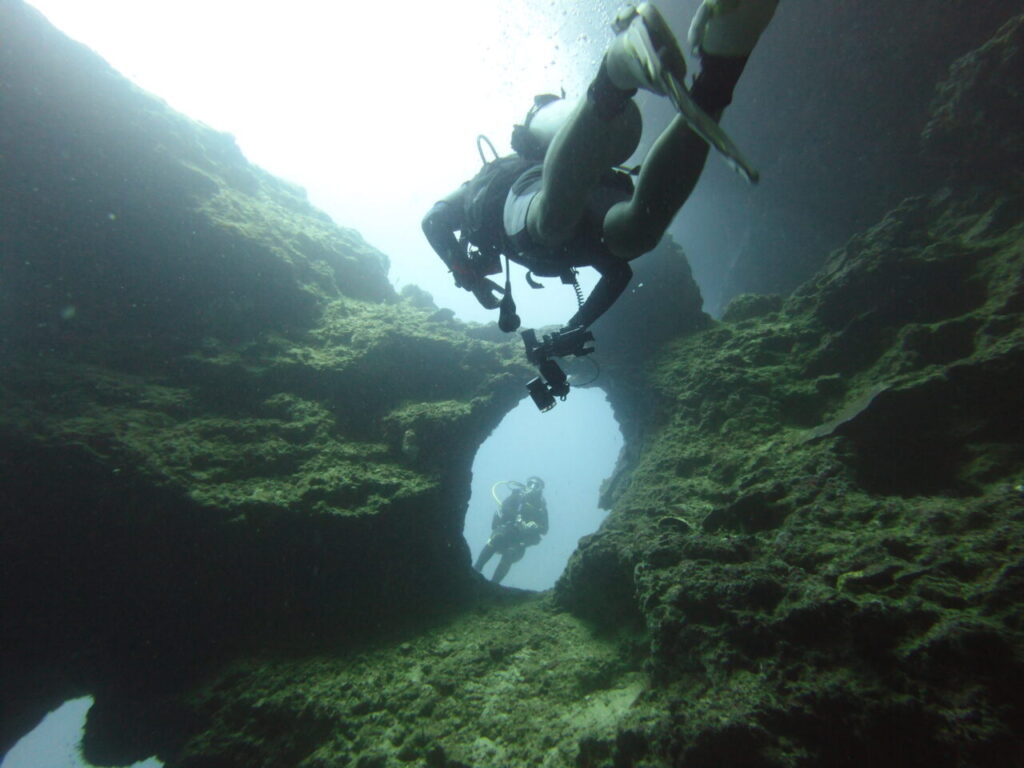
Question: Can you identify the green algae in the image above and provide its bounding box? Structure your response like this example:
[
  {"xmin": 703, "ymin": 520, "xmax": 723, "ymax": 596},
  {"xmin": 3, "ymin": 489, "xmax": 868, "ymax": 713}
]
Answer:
[
  {"xmin": 553, "ymin": 179, "xmax": 1024, "ymax": 764},
  {"xmin": 3, "ymin": 5, "xmax": 1023, "ymax": 766},
  {"xmin": 178, "ymin": 597, "xmax": 647, "ymax": 768}
]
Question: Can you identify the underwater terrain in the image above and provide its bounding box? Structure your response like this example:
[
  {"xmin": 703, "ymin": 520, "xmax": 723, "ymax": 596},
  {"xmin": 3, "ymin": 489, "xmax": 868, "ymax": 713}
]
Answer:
[{"xmin": 2, "ymin": 2, "xmax": 1023, "ymax": 767}]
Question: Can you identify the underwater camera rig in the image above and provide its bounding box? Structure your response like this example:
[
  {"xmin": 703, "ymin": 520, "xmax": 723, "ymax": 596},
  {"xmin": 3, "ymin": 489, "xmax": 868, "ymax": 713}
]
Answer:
[{"xmin": 521, "ymin": 327, "xmax": 595, "ymax": 412}]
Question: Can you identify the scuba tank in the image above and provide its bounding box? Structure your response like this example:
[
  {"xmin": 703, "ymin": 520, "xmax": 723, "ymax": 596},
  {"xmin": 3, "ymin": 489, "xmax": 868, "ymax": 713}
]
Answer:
[
  {"xmin": 475, "ymin": 93, "xmax": 596, "ymax": 334},
  {"xmin": 510, "ymin": 93, "xmax": 574, "ymax": 162}
]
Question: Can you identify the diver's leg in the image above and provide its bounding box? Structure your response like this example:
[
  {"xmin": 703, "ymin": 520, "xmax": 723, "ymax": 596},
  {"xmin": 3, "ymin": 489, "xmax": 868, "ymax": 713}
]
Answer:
[
  {"xmin": 490, "ymin": 545, "xmax": 526, "ymax": 585},
  {"xmin": 604, "ymin": 113, "xmax": 716, "ymax": 259},
  {"xmin": 491, "ymin": 555, "xmax": 513, "ymax": 584},
  {"xmin": 473, "ymin": 543, "xmax": 495, "ymax": 572},
  {"xmin": 603, "ymin": 1, "xmax": 778, "ymax": 258},
  {"xmin": 527, "ymin": 3, "xmax": 702, "ymax": 247},
  {"xmin": 526, "ymin": 81, "xmax": 641, "ymax": 246}
]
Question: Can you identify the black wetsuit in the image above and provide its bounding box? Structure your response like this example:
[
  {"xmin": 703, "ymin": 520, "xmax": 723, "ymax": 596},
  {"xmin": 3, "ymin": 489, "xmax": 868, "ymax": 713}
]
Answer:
[
  {"xmin": 422, "ymin": 165, "xmax": 634, "ymax": 331},
  {"xmin": 473, "ymin": 488, "xmax": 549, "ymax": 584}
]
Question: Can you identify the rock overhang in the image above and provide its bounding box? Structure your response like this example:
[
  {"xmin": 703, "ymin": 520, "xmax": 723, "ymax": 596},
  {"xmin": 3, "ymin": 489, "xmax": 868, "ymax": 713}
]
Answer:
[{"xmin": 2, "ymin": 4, "xmax": 1023, "ymax": 767}]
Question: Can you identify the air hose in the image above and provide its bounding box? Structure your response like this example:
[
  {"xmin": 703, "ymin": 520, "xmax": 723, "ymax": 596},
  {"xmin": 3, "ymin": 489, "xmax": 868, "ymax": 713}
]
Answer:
[{"xmin": 490, "ymin": 480, "xmax": 525, "ymax": 507}]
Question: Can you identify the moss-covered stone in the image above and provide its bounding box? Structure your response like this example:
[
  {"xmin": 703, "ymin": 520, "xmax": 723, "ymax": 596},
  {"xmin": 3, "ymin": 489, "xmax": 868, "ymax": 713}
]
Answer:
[
  {"xmin": 174, "ymin": 596, "xmax": 648, "ymax": 768},
  {"xmin": 2, "ymin": 4, "xmax": 1023, "ymax": 768},
  {"xmin": 556, "ymin": 130, "xmax": 1024, "ymax": 768}
]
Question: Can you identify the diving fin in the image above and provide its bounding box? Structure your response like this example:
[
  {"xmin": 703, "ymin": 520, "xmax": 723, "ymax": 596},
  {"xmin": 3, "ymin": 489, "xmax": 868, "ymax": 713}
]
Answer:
[
  {"xmin": 662, "ymin": 73, "xmax": 759, "ymax": 184},
  {"xmin": 608, "ymin": 3, "xmax": 760, "ymax": 184}
]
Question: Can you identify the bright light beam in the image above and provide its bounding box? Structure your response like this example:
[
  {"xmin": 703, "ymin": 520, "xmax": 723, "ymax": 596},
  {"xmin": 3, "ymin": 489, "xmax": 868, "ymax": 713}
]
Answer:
[{"xmin": 25, "ymin": 0, "xmax": 618, "ymax": 326}]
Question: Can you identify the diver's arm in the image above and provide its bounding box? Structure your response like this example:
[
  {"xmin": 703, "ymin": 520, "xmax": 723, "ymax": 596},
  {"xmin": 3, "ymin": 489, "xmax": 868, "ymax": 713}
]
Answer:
[
  {"xmin": 536, "ymin": 502, "xmax": 549, "ymax": 536},
  {"xmin": 422, "ymin": 186, "xmax": 477, "ymax": 286},
  {"xmin": 566, "ymin": 259, "xmax": 633, "ymax": 330}
]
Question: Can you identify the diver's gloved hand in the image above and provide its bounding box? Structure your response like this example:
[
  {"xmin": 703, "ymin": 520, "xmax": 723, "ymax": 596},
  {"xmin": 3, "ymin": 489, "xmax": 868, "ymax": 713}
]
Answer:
[
  {"xmin": 450, "ymin": 256, "xmax": 503, "ymax": 309},
  {"xmin": 519, "ymin": 519, "xmax": 542, "ymax": 545},
  {"xmin": 450, "ymin": 253, "xmax": 485, "ymax": 287},
  {"xmin": 449, "ymin": 261, "xmax": 475, "ymax": 289},
  {"xmin": 465, "ymin": 276, "xmax": 503, "ymax": 310}
]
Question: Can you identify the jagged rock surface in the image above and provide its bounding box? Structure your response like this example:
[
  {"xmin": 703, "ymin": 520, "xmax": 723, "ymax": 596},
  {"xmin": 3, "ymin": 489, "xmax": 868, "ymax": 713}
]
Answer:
[
  {"xmin": 663, "ymin": 0, "xmax": 1023, "ymax": 314},
  {"xmin": 558, "ymin": 187, "xmax": 1024, "ymax": 765},
  {"xmin": 1, "ymin": 2, "xmax": 532, "ymax": 761},
  {"xmin": 1, "ymin": 4, "xmax": 1022, "ymax": 768},
  {"xmin": 555, "ymin": 16, "xmax": 1024, "ymax": 766}
]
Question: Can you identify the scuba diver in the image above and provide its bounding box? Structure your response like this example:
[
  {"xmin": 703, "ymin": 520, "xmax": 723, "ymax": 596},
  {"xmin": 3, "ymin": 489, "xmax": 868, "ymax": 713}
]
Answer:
[
  {"xmin": 422, "ymin": 1, "xmax": 779, "ymax": 410},
  {"xmin": 474, "ymin": 477, "xmax": 550, "ymax": 584}
]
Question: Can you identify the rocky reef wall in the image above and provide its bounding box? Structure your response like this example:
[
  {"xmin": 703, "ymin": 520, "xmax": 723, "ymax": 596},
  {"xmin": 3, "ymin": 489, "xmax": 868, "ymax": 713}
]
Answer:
[
  {"xmin": 0, "ymin": 2, "xmax": 534, "ymax": 760},
  {"xmin": 556, "ymin": 15, "xmax": 1024, "ymax": 766},
  {"xmin": 658, "ymin": 0, "xmax": 1023, "ymax": 315},
  {"xmin": 1, "ymin": 3, "xmax": 1022, "ymax": 768}
]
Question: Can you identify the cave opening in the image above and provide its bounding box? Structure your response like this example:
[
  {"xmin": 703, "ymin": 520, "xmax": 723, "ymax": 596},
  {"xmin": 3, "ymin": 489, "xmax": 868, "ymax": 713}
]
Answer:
[
  {"xmin": 463, "ymin": 387, "xmax": 624, "ymax": 592},
  {"xmin": 0, "ymin": 697, "xmax": 161, "ymax": 768}
]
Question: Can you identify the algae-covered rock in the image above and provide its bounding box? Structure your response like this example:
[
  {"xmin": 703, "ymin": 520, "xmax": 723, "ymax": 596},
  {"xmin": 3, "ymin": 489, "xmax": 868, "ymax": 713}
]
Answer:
[
  {"xmin": 0, "ymin": 0, "xmax": 393, "ymax": 355},
  {"xmin": 173, "ymin": 597, "xmax": 648, "ymax": 768},
  {"xmin": 551, "ymin": 21, "xmax": 1024, "ymax": 764},
  {"xmin": 2, "ymin": 3, "xmax": 1024, "ymax": 768},
  {"xmin": 721, "ymin": 293, "xmax": 784, "ymax": 324},
  {"xmin": 0, "ymin": 2, "xmax": 531, "ymax": 760},
  {"xmin": 556, "ymin": 108, "xmax": 1024, "ymax": 768},
  {"xmin": 922, "ymin": 14, "xmax": 1024, "ymax": 183}
]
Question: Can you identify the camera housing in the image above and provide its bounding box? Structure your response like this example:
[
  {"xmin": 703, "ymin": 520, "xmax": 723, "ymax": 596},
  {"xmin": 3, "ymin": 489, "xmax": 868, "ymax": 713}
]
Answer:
[
  {"xmin": 526, "ymin": 376, "xmax": 556, "ymax": 412},
  {"xmin": 521, "ymin": 328, "xmax": 594, "ymax": 411}
]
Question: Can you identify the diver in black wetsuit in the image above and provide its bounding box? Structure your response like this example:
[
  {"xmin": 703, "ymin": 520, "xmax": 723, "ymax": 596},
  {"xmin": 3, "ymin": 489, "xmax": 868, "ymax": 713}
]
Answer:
[
  {"xmin": 474, "ymin": 477, "xmax": 549, "ymax": 585},
  {"xmin": 423, "ymin": 2, "xmax": 779, "ymax": 396}
]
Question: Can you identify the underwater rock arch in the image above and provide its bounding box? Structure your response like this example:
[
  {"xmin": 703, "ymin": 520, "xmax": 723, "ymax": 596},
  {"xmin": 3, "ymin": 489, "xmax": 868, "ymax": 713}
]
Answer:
[{"xmin": 3, "ymin": 3, "xmax": 1024, "ymax": 767}]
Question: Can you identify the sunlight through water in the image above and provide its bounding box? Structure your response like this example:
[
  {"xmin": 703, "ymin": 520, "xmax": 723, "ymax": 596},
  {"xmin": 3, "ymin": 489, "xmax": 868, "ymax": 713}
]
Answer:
[{"xmin": 465, "ymin": 387, "xmax": 623, "ymax": 591}]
